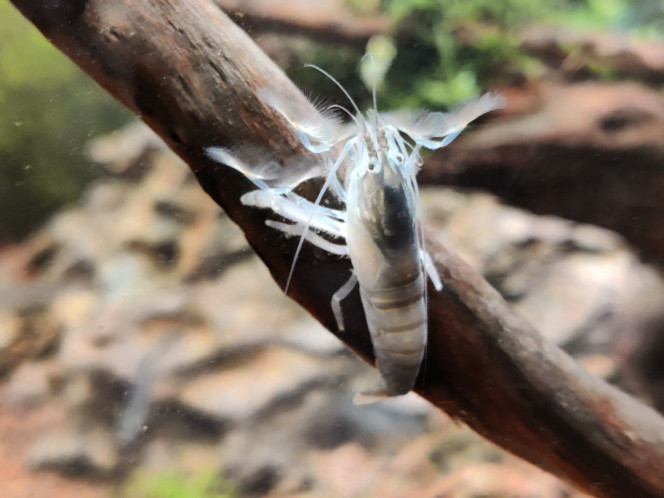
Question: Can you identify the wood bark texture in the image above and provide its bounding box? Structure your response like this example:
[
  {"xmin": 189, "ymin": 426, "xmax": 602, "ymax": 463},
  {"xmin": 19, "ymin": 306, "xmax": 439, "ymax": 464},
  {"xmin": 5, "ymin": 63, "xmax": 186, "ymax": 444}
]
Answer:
[{"xmin": 9, "ymin": 1, "xmax": 664, "ymax": 496}]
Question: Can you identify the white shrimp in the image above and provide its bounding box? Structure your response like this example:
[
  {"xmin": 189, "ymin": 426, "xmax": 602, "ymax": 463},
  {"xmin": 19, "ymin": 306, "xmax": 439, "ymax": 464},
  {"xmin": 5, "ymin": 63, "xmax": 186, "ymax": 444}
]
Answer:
[{"xmin": 207, "ymin": 65, "xmax": 504, "ymax": 402}]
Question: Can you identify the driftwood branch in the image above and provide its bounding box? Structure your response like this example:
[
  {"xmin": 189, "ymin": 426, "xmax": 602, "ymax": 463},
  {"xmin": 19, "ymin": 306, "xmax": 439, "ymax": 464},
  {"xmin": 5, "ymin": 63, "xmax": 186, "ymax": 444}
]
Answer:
[{"xmin": 9, "ymin": 1, "xmax": 664, "ymax": 496}]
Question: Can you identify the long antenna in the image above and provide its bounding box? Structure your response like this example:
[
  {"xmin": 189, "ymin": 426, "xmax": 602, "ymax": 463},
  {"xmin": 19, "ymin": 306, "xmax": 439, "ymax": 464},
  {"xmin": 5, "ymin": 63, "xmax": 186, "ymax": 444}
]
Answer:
[
  {"xmin": 305, "ymin": 64, "xmax": 363, "ymax": 120},
  {"xmin": 359, "ymin": 52, "xmax": 379, "ymax": 130},
  {"xmin": 366, "ymin": 53, "xmax": 378, "ymax": 124},
  {"xmin": 329, "ymin": 104, "xmax": 362, "ymax": 128},
  {"xmin": 280, "ymin": 65, "xmax": 360, "ymax": 300},
  {"xmin": 282, "ymin": 147, "xmax": 350, "ymax": 298}
]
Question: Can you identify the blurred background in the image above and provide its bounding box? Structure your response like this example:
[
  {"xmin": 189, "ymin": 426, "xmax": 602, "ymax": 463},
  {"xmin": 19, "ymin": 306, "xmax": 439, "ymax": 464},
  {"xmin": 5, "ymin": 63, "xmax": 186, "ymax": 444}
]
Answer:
[{"xmin": 1, "ymin": 0, "xmax": 664, "ymax": 496}]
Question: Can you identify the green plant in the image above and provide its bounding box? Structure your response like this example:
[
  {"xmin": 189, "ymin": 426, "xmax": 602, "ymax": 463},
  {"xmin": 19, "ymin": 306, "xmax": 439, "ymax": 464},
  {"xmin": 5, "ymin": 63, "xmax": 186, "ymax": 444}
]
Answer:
[
  {"xmin": 0, "ymin": 2, "xmax": 131, "ymax": 242},
  {"xmin": 378, "ymin": 0, "xmax": 565, "ymax": 109},
  {"xmin": 119, "ymin": 468, "xmax": 237, "ymax": 498}
]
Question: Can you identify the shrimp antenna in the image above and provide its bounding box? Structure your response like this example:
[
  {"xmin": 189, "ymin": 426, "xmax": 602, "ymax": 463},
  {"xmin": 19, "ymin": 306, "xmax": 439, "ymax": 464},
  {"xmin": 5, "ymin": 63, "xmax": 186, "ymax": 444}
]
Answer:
[
  {"xmin": 329, "ymin": 104, "xmax": 362, "ymax": 128},
  {"xmin": 360, "ymin": 52, "xmax": 379, "ymax": 125},
  {"xmin": 305, "ymin": 64, "xmax": 363, "ymax": 120},
  {"xmin": 282, "ymin": 152, "xmax": 347, "ymax": 300}
]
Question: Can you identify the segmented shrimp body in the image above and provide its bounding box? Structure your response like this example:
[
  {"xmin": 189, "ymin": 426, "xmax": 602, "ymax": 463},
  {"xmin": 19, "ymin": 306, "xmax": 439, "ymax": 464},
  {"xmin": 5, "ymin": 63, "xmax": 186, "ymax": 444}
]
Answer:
[
  {"xmin": 207, "ymin": 66, "xmax": 503, "ymax": 400},
  {"xmin": 338, "ymin": 114, "xmax": 426, "ymax": 398}
]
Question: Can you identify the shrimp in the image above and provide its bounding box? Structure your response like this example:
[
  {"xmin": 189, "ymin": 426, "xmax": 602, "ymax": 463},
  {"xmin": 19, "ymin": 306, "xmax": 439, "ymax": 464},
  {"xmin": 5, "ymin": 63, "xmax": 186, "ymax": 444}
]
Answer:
[{"xmin": 207, "ymin": 65, "xmax": 504, "ymax": 402}]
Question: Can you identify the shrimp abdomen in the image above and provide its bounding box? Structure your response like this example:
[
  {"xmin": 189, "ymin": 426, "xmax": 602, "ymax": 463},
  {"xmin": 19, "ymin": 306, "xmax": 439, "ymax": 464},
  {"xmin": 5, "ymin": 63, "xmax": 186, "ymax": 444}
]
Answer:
[{"xmin": 359, "ymin": 273, "xmax": 427, "ymax": 396}]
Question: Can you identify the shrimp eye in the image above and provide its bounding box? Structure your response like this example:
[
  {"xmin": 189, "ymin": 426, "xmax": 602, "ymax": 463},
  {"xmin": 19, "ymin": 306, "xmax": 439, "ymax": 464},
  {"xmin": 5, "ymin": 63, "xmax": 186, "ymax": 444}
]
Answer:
[
  {"xmin": 393, "ymin": 152, "xmax": 404, "ymax": 165},
  {"xmin": 368, "ymin": 157, "xmax": 381, "ymax": 173}
]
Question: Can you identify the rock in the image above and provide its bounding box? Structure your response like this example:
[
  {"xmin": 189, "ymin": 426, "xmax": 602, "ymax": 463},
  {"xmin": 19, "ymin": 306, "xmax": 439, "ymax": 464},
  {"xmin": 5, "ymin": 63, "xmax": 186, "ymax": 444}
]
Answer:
[
  {"xmin": 190, "ymin": 258, "xmax": 310, "ymax": 347},
  {"xmin": 0, "ymin": 310, "xmax": 21, "ymax": 351},
  {"xmin": 305, "ymin": 443, "xmax": 384, "ymax": 497},
  {"xmin": 29, "ymin": 424, "xmax": 119, "ymax": 477},
  {"xmin": 513, "ymin": 252, "xmax": 627, "ymax": 346},
  {"xmin": 0, "ymin": 306, "xmax": 60, "ymax": 376},
  {"xmin": 49, "ymin": 285, "xmax": 98, "ymax": 331},
  {"xmin": 175, "ymin": 346, "xmax": 334, "ymax": 422},
  {"xmin": 2, "ymin": 360, "xmax": 60, "ymax": 406},
  {"xmin": 86, "ymin": 120, "xmax": 166, "ymax": 174},
  {"xmin": 418, "ymin": 459, "xmax": 589, "ymax": 498},
  {"xmin": 270, "ymin": 318, "xmax": 346, "ymax": 356}
]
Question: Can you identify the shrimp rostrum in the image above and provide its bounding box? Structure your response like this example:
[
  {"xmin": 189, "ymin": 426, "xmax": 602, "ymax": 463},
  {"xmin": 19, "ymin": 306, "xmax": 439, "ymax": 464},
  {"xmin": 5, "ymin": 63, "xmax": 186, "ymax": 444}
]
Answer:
[{"xmin": 207, "ymin": 67, "xmax": 504, "ymax": 402}]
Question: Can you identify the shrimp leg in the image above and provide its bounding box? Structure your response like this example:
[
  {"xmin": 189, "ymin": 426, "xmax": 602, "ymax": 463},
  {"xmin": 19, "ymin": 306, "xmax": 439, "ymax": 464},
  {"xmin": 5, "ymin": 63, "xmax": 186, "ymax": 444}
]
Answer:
[
  {"xmin": 266, "ymin": 220, "xmax": 348, "ymax": 256},
  {"xmin": 287, "ymin": 192, "xmax": 346, "ymax": 222},
  {"xmin": 421, "ymin": 250, "xmax": 442, "ymax": 291},
  {"xmin": 327, "ymin": 172, "xmax": 348, "ymax": 203},
  {"xmin": 411, "ymin": 129, "xmax": 464, "ymax": 150},
  {"xmin": 331, "ymin": 272, "xmax": 358, "ymax": 332},
  {"xmin": 241, "ymin": 190, "xmax": 346, "ymax": 238}
]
